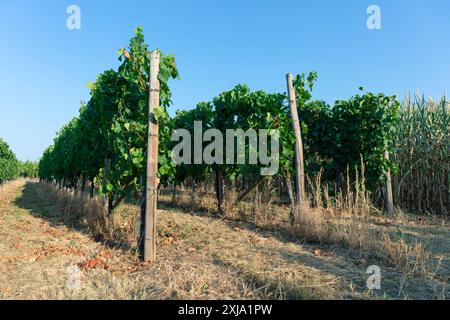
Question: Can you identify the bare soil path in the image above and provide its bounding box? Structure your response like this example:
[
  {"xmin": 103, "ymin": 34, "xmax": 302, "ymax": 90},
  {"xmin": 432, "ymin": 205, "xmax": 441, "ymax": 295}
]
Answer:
[{"xmin": 0, "ymin": 181, "xmax": 448, "ymax": 299}]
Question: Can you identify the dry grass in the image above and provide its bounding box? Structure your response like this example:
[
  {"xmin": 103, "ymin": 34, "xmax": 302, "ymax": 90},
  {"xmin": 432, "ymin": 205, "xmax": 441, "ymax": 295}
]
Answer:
[
  {"xmin": 161, "ymin": 179, "xmax": 449, "ymax": 298},
  {"xmin": 0, "ymin": 180, "xmax": 449, "ymax": 300},
  {"xmin": 162, "ymin": 177, "xmax": 436, "ymax": 276},
  {"xmin": 378, "ymin": 233, "xmax": 432, "ymax": 277},
  {"xmin": 0, "ymin": 181, "xmax": 350, "ymax": 299}
]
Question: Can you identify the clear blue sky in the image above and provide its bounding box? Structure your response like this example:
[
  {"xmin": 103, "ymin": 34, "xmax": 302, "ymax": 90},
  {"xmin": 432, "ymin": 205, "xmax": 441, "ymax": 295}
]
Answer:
[{"xmin": 0, "ymin": 0, "xmax": 449, "ymax": 161}]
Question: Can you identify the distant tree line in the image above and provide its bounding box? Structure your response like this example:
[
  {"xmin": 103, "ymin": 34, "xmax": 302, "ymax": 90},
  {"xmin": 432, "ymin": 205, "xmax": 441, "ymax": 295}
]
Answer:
[{"xmin": 0, "ymin": 138, "xmax": 39, "ymax": 184}]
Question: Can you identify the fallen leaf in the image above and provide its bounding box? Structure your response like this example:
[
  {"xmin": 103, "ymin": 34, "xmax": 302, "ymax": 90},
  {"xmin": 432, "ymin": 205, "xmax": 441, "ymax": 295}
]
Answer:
[
  {"xmin": 313, "ymin": 249, "xmax": 323, "ymax": 257},
  {"xmin": 77, "ymin": 258, "xmax": 105, "ymax": 270}
]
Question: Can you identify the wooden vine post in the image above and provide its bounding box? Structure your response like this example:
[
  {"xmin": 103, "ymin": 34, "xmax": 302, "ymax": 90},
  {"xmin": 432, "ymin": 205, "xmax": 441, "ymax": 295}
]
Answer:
[
  {"xmin": 144, "ymin": 50, "xmax": 160, "ymax": 262},
  {"xmin": 384, "ymin": 151, "xmax": 394, "ymax": 215},
  {"xmin": 286, "ymin": 73, "xmax": 305, "ymax": 219}
]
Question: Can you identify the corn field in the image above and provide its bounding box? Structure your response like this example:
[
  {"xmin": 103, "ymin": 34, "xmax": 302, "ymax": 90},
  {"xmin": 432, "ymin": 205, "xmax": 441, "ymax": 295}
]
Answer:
[{"xmin": 393, "ymin": 96, "xmax": 450, "ymax": 215}]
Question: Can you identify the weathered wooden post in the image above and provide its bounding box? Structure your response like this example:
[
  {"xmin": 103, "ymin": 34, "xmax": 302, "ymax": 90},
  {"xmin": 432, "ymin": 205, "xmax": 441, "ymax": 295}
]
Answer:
[
  {"xmin": 384, "ymin": 151, "xmax": 394, "ymax": 215},
  {"xmin": 104, "ymin": 158, "xmax": 113, "ymax": 224},
  {"xmin": 286, "ymin": 73, "xmax": 305, "ymax": 220},
  {"xmin": 144, "ymin": 50, "xmax": 160, "ymax": 262}
]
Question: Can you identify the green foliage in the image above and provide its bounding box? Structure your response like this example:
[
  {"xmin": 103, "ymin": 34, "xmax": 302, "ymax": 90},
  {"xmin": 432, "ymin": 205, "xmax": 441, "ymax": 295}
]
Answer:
[
  {"xmin": 300, "ymin": 93, "xmax": 400, "ymax": 191},
  {"xmin": 18, "ymin": 160, "xmax": 39, "ymax": 178},
  {"xmin": 39, "ymin": 27, "xmax": 179, "ymax": 207},
  {"xmin": 168, "ymin": 73, "xmax": 317, "ymax": 185},
  {"xmin": 0, "ymin": 138, "xmax": 19, "ymax": 183},
  {"xmin": 293, "ymin": 71, "xmax": 318, "ymax": 105},
  {"xmin": 212, "ymin": 84, "xmax": 289, "ymax": 182},
  {"xmin": 38, "ymin": 28, "xmax": 400, "ymax": 213},
  {"xmin": 169, "ymin": 101, "xmax": 215, "ymax": 184}
]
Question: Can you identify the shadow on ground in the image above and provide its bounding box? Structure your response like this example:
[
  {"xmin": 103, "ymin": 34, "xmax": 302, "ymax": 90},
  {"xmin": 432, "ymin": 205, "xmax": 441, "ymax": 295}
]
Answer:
[
  {"xmin": 159, "ymin": 194, "xmax": 450, "ymax": 299},
  {"xmin": 14, "ymin": 181, "xmax": 135, "ymax": 252},
  {"xmin": 13, "ymin": 181, "xmax": 450, "ymax": 299}
]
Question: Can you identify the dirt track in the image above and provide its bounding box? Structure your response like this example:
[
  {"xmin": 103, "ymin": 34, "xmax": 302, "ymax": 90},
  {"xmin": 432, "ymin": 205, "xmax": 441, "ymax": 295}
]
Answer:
[{"xmin": 0, "ymin": 180, "xmax": 448, "ymax": 299}]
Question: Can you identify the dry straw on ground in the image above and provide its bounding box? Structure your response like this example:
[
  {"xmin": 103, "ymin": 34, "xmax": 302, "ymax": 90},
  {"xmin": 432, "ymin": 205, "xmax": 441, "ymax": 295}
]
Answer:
[{"xmin": 0, "ymin": 180, "xmax": 449, "ymax": 300}]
